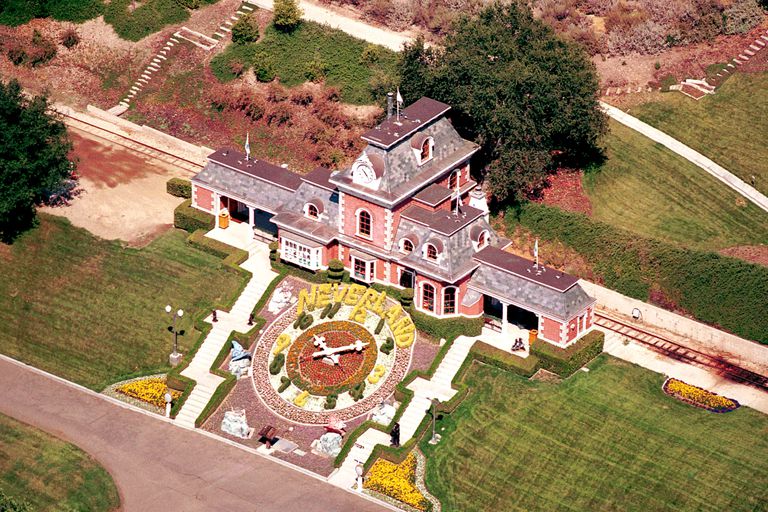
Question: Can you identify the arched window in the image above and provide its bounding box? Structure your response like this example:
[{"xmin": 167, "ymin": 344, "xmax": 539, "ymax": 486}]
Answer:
[
  {"xmin": 306, "ymin": 204, "xmax": 319, "ymax": 219},
  {"xmin": 426, "ymin": 244, "xmax": 438, "ymax": 261},
  {"xmin": 477, "ymin": 230, "xmax": 487, "ymax": 248},
  {"xmin": 401, "ymin": 239, "xmax": 413, "ymax": 253},
  {"xmin": 422, "ymin": 283, "xmax": 435, "ymax": 312},
  {"xmin": 448, "ymin": 170, "xmax": 459, "ymax": 191},
  {"xmin": 421, "ymin": 138, "xmax": 432, "ymax": 161},
  {"xmin": 357, "ymin": 209, "xmax": 372, "ymax": 238},
  {"xmin": 443, "ymin": 287, "xmax": 456, "ymax": 315}
]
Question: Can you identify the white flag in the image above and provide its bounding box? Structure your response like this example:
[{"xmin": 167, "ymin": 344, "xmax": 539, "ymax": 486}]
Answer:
[
  {"xmin": 396, "ymin": 88, "xmax": 403, "ymax": 105},
  {"xmin": 244, "ymin": 132, "xmax": 251, "ymax": 160},
  {"xmin": 534, "ymin": 239, "xmax": 539, "ymax": 265}
]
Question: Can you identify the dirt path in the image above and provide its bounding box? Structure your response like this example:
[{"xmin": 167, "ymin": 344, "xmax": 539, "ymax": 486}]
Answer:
[{"xmin": 41, "ymin": 127, "xmax": 191, "ymax": 246}]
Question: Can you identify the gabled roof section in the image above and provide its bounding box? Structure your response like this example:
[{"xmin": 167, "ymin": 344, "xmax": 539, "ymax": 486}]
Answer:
[
  {"xmin": 473, "ymin": 246, "xmax": 579, "ymax": 292},
  {"xmin": 414, "ymin": 183, "xmax": 453, "ymax": 207},
  {"xmin": 302, "ymin": 167, "xmax": 337, "ymax": 191},
  {"xmin": 362, "ymin": 98, "xmax": 450, "ymax": 149},
  {"xmin": 206, "ymin": 148, "xmax": 302, "ymax": 191},
  {"xmin": 270, "ymin": 180, "xmax": 340, "ymax": 244}
]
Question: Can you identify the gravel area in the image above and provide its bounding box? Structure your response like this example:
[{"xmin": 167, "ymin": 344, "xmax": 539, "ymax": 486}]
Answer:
[{"xmin": 409, "ymin": 334, "xmax": 441, "ymax": 375}]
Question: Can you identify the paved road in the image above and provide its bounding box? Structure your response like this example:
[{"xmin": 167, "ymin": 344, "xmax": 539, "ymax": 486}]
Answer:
[
  {"xmin": 600, "ymin": 101, "xmax": 768, "ymax": 213},
  {"xmin": 0, "ymin": 357, "xmax": 388, "ymax": 512}
]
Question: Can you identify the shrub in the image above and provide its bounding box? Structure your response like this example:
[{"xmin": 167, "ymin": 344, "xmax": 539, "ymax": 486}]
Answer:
[
  {"xmin": 374, "ymin": 317, "xmax": 386, "ymax": 335},
  {"xmin": 269, "ymin": 241, "xmax": 279, "ymax": 261},
  {"xmin": 722, "ymin": 0, "xmax": 764, "ymax": 34},
  {"xmin": 290, "ymin": 87, "xmax": 314, "ymax": 105},
  {"xmin": 60, "ymin": 27, "xmax": 80, "ymax": 49},
  {"xmin": 299, "ymin": 313, "xmax": 313, "ymax": 330},
  {"xmin": 380, "ymin": 336, "xmax": 394, "ymax": 355},
  {"xmin": 513, "ymin": 203, "xmax": 768, "ymax": 343},
  {"xmin": 175, "ymin": 0, "xmax": 201, "ymax": 8},
  {"xmin": 232, "ymin": 14, "xmax": 260, "ymax": 43},
  {"xmin": 387, "ymin": 0, "xmax": 414, "ymax": 31},
  {"xmin": 468, "ymin": 341, "xmax": 540, "ymax": 377},
  {"xmin": 328, "ymin": 301, "xmax": 342, "ymax": 318},
  {"xmin": 174, "ymin": 199, "xmax": 214, "ymax": 232},
  {"xmin": 409, "ymin": 307, "xmax": 483, "ymax": 342},
  {"xmin": 24, "ymin": 30, "xmax": 57, "ymax": 67},
  {"xmin": 324, "ymin": 394, "xmax": 338, "ymax": 409},
  {"xmin": 349, "ymin": 380, "xmax": 365, "ymax": 401},
  {"xmin": 255, "ymin": 63, "xmax": 276, "ymax": 82},
  {"xmin": 186, "ymin": 230, "xmax": 248, "ymax": 264},
  {"xmin": 270, "ymin": 353, "xmax": 285, "ymax": 375},
  {"xmin": 166, "ymin": 177, "xmax": 191, "ymax": 198},
  {"xmin": 266, "ymin": 103, "xmax": 292, "ymax": 126},
  {"xmin": 273, "ymin": 0, "xmax": 303, "ymax": 31},
  {"xmin": 46, "ymin": 0, "xmax": 104, "ymax": 23},
  {"xmin": 320, "ymin": 302, "xmax": 333, "ymax": 319},
  {"xmin": 327, "ymin": 258, "xmax": 345, "ymax": 281},
  {"xmin": 400, "ymin": 288, "xmax": 414, "ymax": 307},
  {"xmin": 104, "ymin": 0, "xmax": 190, "ymax": 42},
  {"xmin": 531, "ymin": 330, "xmax": 604, "ymax": 377},
  {"xmin": 6, "ymin": 41, "xmax": 27, "ymax": 66}
]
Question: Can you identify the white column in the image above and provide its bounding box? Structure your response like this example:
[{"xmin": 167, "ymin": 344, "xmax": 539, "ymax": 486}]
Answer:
[
  {"xmin": 214, "ymin": 192, "xmax": 220, "ymax": 228},
  {"xmin": 248, "ymin": 206, "xmax": 255, "ymax": 227},
  {"xmin": 501, "ymin": 301, "xmax": 508, "ymax": 335}
]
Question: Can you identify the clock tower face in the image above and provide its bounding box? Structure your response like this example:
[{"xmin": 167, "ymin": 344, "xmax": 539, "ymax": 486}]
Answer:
[{"xmin": 352, "ymin": 154, "xmax": 377, "ymax": 186}]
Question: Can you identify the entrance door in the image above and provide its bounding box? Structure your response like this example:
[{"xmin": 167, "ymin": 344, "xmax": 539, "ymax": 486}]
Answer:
[{"xmin": 399, "ymin": 269, "xmax": 415, "ymax": 289}]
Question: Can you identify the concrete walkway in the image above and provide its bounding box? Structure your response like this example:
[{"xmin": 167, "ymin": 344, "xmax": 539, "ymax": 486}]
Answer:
[
  {"xmin": 0, "ymin": 356, "xmax": 387, "ymax": 512},
  {"xmin": 245, "ymin": 0, "xmax": 414, "ymax": 51},
  {"xmin": 602, "ymin": 329, "xmax": 768, "ymax": 414},
  {"xmin": 600, "ymin": 101, "xmax": 768, "ymax": 213},
  {"xmin": 176, "ymin": 239, "xmax": 277, "ymax": 427}
]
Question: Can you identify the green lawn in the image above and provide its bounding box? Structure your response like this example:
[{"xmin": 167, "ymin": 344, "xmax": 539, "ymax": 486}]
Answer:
[
  {"xmin": 421, "ymin": 356, "xmax": 768, "ymax": 512},
  {"xmin": 627, "ymin": 73, "xmax": 768, "ymax": 196},
  {"xmin": 0, "ymin": 413, "xmax": 119, "ymax": 511},
  {"xmin": 211, "ymin": 21, "xmax": 399, "ymax": 104},
  {"xmin": 584, "ymin": 121, "xmax": 768, "ymax": 250},
  {"xmin": 0, "ymin": 215, "xmax": 243, "ymax": 390}
]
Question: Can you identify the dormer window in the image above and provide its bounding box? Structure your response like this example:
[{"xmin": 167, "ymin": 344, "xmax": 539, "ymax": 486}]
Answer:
[
  {"xmin": 477, "ymin": 230, "xmax": 487, "ymax": 248},
  {"xmin": 470, "ymin": 226, "xmax": 490, "ymax": 251},
  {"xmin": 420, "ymin": 137, "xmax": 433, "ymax": 163},
  {"xmin": 401, "ymin": 239, "xmax": 413, "ymax": 253},
  {"xmin": 306, "ymin": 204, "xmax": 318, "ymax": 219},
  {"xmin": 411, "ymin": 134, "xmax": 434, "ymax": 165},
  {"xmin": 304, "ymin": 199, "xmax": 323, "ymax": 220},
  {"xmin": 426, "ymin": 244, "xmax": 438, "ymax": 261},
  {"xmin": 357, "ymin": 209, "xmax": 372, "ymax": 238},
  {"xmin": 423, "ymin": 238, "xmax": 443, "ymax": 261}
]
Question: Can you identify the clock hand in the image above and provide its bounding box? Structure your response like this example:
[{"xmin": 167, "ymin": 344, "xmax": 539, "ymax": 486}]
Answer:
[{"xmin": 312, "ymin": 341, "xmax": 369, "ymax": 359}]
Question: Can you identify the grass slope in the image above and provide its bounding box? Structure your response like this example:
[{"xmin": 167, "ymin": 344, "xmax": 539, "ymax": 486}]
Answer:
[
  {"xmin": 212, "ymin": 21, "xmax": 399, "ymax": 104},
  {"xmin": 421, "ymin": 356, "xmax": 768, "ymax": 512},
  {"xmin": 0, "ymin": 413, "xmax": 119, "ymax": 511},
  {"xmin": 584, "ymin": 121, "xmax": 768, "ymax": 250},
  {"xmin": 628, "ymin": 73, "xmax": 768, "ymax": 195},
  {"xmin": 0, "ymin": 215, "xmax": 243, "ymax": 390}
]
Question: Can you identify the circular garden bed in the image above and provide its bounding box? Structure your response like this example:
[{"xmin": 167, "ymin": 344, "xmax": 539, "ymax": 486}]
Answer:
[{"xmin": 252, "ymin": 287, "xmax": 413, "ymax": 424}]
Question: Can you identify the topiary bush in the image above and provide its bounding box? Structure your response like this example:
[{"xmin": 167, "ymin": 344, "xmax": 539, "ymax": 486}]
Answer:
[
  {"xmin": 166, "ymin": 177, "xmax": 192, "ymax": 198},
  {"xmin": 324, "ymin": 394, "xmax": 337, "ymax": 409},
  {"xmin": 349, "ymin": 381, "xmax": 365, "ymax": 401},
  {"xmin": 400, "ymin": 287, "xmax": 414, "ymax": 307},
  {"xmin": 380, "ymin": 336, "xmax": 394, "ymax": 355},
  {"xmin": 278, "ymin": 376, "xmax": 291, "ymax": 392},
  {"xmin": 327, "ymin": 258, "xmax": 344, "ymax": 282},
  {"xmin": 174, "ymin": 199, "xmax": 214, "ymax": 232},
  {"xmin": 232, "ymin": 13, "xmax": 260, "ymax": 43}
]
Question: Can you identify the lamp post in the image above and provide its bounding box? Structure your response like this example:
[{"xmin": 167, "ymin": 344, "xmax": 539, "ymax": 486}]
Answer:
[
  {"xmin": 165, "ymin": 304, "xmax": 184, "ymax": 367},
  {"xmin": 428, "ymin": 398, "xmax": 442, "ymax": 445},
  {"xmin": 355, "ymin": 464, "xmax": 364, "ymax": 493},
  {"xmin": 164, "ymin": 392, "xmax": 172, "ymax": 418}
]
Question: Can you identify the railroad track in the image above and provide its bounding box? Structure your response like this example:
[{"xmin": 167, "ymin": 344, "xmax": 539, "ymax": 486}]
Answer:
[{"xmin": 595, "ymin": 313, "xmax": 768, "ymax": 392}]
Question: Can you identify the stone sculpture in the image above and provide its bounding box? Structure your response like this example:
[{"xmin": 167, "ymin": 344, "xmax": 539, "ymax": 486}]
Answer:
[
  {"xmin": 315, "ymin": 432, "xmax": 343, "ymax": 457},
  {"xmin": 371, "ymin": 402, "xmax": 396, "ymax": 426},
  {"xmin": 221, "ymin": 409, "xmax": 252, "ymax": 439}
]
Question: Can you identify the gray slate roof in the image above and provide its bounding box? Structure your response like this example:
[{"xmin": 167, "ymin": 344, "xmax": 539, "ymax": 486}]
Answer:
[
  {"xmin": 468, "ymin": 264, "xmax": 595, "ymax": 320},
  {"xmin": 271, "ymin": 180, "xmax": 340, "ymax": 244}
]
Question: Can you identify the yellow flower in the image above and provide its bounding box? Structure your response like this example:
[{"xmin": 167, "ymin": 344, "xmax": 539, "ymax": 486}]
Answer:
[
  {"xmin": 117, "ymin": 377, "xmax": 180, "ymax": 408},
  {"xmin": 364, "ymin": 453, "xmax": 430, "ymax": 511},
  {"xmin": 666, "ymin": 379, "xmax": 736, "ymax": 410}
]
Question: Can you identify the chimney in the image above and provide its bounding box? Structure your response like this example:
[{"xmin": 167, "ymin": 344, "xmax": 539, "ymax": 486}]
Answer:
[{"xmin": 386, "ymin": 92, "xmax": 394, "ymax": 119}]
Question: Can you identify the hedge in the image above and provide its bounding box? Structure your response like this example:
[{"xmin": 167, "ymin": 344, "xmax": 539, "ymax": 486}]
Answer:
[
  {"xmin": 514, "ymin": 203, "xmax": 768, "ymax": 343},
  {"xmin": 409, "ymin": 307, "xmax": 483, "ymax": 343},
  {"xmin": 530, "ymin": 330, "xmax": 604, "ymax": 378},
  {"xmin": 166, "ymin": 177, "xmax": 192, "ymax": 198},
  {"xmin": 186, "ymin": 230, "xmax": 248, "ymax": 267},
  {"xmin": 174, "ymin": 199, "xmax": 214, "ymax": 233}
]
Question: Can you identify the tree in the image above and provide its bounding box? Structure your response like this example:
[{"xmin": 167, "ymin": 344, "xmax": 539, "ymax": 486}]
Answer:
[
  {"xmin": 231, "ymin": 13, "xmax": 259, "ymax": 44},
  {"xmin": 399, "ymin": 2, "xmax": 607, "ymax": 202},
  {"xmin": 0, "ymin": 79, "xmax": 74, "ymax": 241},
  {"xmin": 273, "ymin": 0, "xmax": 302, "ymax": 31}
]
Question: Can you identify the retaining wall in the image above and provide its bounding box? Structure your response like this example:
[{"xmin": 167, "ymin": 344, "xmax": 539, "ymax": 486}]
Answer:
[
  {"xmin": 54, "ymin": 103, "xmax": 214, "ymax": 167},
  {"xmin": 580, "ymin": 280, "xmax": 768, "ymax": 373}
]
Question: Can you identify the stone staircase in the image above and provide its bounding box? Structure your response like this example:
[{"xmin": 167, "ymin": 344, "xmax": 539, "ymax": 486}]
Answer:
[
  {"xmin": 174, "ymin": 243, "xmax": 276, "ymax": 428},
  {"xmin": 327, "ymin": 429, "xmax": 390, "ymax": 490}
]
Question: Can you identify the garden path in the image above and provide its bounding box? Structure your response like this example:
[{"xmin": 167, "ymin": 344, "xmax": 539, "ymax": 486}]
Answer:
[
  {"xmin": 175, "ymin": 241, "xmax": 277, "ymax": 428},
  {"xmin": 600, "ymin": 101, "xmax": 768, "ymax": 213},
  {"xmin": 244, "ymin": 0, "xmax": 414, "ymax": 51},
  {"xmin": 602, "ymin": 329, "xmax": 768, "ymax": 414}
]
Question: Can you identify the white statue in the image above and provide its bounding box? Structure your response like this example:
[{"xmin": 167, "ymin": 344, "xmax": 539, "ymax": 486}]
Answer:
[{"xmin": 221, "ymin": 409, "xmax": 252, "ymax": 439}]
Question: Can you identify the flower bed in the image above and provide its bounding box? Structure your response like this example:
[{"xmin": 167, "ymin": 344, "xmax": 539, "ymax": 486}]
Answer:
[
  {"xmin": 116, "ymin": 377, "xmax": 180, "ymax": 408},
  {"xmin": 364, "ymin": 453, "xmax": 431, "ymax": 512},
  {"xmin": 286, "ymin": 320, "xmax": 378, "ymax": 395},
  {"xmin": 662, "ymin": 378, "xmax": 739, "ymax": 413}
]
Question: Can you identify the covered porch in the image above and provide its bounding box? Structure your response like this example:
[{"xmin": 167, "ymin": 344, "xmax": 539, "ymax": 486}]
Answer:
[
  {"xmin": 213, "ymin": 192, "xmax": 277, "ymax": 247},
  {"xmin": 480, "ymin": 295, "xmax": 536, "ymax": 354}
]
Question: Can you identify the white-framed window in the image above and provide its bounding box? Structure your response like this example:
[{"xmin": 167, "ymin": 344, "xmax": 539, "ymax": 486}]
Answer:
[
  {"xmin": 352, "ymin": 256, "xmax": 375, "ymax": 283},
  {"xmin": 419, "ymin": 137, "xmax": 434, "ymax": 165},
  {"xmin": 422, "ymin": 282, "xmax": 436, "ymax": 312},
  {"xmin": 280, "ymin": 238, "xmax": 322, "ymax": 271},
  {"xmin": 443, "ymin": 287, "xmax": 457, "ymax": 315},
  {"xmin": 305, "ymin": 203, "xmax": 319, "ymax": 219},
  {"xmin": 425, "ymin": 243, "xmax": 438, "ymax": 261},
  {"xmin": 400, "ymin": 238, "xmax": 414, "ymax": 253},
  {"xmin": 356, "ymin": 209, "xmax": 372, "ymax": 239}
]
